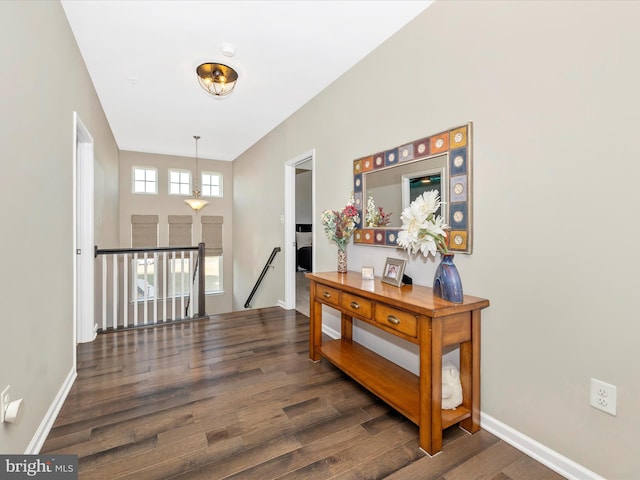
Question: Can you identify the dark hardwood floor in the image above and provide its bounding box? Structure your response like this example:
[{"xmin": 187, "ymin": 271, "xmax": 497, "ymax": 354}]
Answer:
[{"xmin": 42, "ymin": 307, "xmax": 565, "ymax": 479}]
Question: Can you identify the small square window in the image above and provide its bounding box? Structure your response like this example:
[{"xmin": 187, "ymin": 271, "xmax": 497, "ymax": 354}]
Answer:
[
  {"xmin": 133, "ymin": 167, "xmax": 158, "ymax": 194},
  {"xmin": 202, "ymin": 172, "xmax": 223, "ymax": 197},
  {"xmin": 202, "ymin": 172, "xmax": 222, "ymax": 197},
  {"xmin": 169, "ymin": 169, "xmax": 191, "ymax": 195}
]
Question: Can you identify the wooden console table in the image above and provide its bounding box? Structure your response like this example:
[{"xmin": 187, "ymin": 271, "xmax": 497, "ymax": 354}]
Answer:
[{"xmin": 307, "ymin": 271, "xmax": 490, "ymax": 455}]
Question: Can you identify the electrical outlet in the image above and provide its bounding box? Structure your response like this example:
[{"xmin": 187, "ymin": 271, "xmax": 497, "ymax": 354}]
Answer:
[
  {"xmin": 590, "ymin": 378, "xmax": 617, "ymax": 416},
  {"xmin": 0, "ymin": 385, "xmax": 10, "ymax": 423}
]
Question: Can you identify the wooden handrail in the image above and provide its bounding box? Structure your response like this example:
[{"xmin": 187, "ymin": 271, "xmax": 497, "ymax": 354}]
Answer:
[{"xmin": 95, "ymin": 245, "xmax": 199, "ymax": 257}]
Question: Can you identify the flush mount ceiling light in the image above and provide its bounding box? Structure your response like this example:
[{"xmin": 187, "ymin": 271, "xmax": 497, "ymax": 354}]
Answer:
[
  {"xmin": 184, "ymin": 135, "xmax": 209, "ymax": 213},
  {"xmin": 196, "ymin": 63, "xmax": 238, "ymax": 97}
]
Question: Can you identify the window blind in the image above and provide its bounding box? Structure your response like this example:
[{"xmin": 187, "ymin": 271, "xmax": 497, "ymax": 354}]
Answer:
[
  {"xmin": 168, "ymin": 215, "xmax": 193, "ymax": 247},
  {"xmin": 131, "ymin": 215, "xmax": 159, "ymax": 248},
  {"xmin": 201, "ymin": 216, "xmax": 223, "ymax": 255}
]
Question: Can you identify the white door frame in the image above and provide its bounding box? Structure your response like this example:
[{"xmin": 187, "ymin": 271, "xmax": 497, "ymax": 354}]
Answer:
[
  {"xmin": 73, "ymin": 112, "xmax": 96, "ymax": 345},
  {"xmin": 283, "ymin": 150, "xmax": 315, "ymax": 309}
]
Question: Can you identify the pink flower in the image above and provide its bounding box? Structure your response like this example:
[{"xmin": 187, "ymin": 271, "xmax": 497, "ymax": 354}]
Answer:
[
  {"xmin": 322, "ymin": 194, "xmax": 360, "ymax": 251},
  {"xmin": 343, "ymin": 204, "xmax": 358, "ymax": 217}
]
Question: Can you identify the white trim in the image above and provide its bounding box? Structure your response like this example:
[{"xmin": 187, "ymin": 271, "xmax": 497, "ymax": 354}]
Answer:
[
  {"xmin": 74, "ymin": 113, "xmax": 96, "ymax": 344},
  {"xmin": 72, "ymin": 114, "xmax": 78, "ymax": 360},
  {"xmin": 201, "ymin": 170, "xmax": 223, "ymax": 198},
  {"xmin": 322, "ymin": 324, "xmax": 340, "ymax": 340},
  {"xmin": 168, "ymin": 168, "xmax": 192, "ymax": 196},
  {"xmin": 481, "ymin": 412, "xmax": 606, "ymax": 480},
  {"xmin": 283, "ymin": 150, "xmax": 315, "ymax": 310},
  {"xmin": 25, "ymin": 367, "xmax": 77, "ymax": 454},
  {"xmin": 131, "ymin": 165, "xmax": 158, "ymax": 194}
]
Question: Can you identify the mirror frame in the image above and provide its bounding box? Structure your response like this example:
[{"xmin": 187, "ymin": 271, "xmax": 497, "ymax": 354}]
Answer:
[{"xmin": 352, "ymin": 122, "xmax": 473, "ymax": 254}]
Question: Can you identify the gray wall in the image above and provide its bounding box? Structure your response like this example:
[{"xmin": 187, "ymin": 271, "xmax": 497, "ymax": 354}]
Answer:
[
  {"xmin": 0, "ymin": 1, "xmax": 119, "ymax": 452},
  {"xmin": 232, "ymin": 1, "xmax": 640, "ymax": 477}
]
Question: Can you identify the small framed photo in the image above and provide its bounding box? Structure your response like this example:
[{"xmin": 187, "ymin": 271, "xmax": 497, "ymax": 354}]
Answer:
[
  {"xmin": 381, "ymin": 257, "xmax": 406, "ymax": 287},
  {"xmin": 361, "ymin": 266, "xmax": 374, "ymax": 280}
]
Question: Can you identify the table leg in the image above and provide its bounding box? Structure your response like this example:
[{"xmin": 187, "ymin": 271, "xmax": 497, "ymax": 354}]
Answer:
[
  {"xmin": 341, "ymin": 313, "xmax": 353, "ymax": 342},
  {"xmin": 309, "ymin": 281, "xmax": 322, "ymax": 362},
  {"xmin": 460, "ymin": 310, "xmax": 481, "ymax": 432},
  {"xmin": 418, "ymin": 315, "xmax": 443, "ymax": 455}
]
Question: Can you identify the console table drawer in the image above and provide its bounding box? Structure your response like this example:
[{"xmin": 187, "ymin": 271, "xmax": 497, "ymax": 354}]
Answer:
[
  {"xmin": 375, "ymin": 303, "xmax": 418, "ymax": 338},
  {"xmin": 315, "ymin": 284, "xmax": 341, "ymax": 306},
  {"xmin": 341, "ymin": 292, "xmax": 373, "ymax": 319}
]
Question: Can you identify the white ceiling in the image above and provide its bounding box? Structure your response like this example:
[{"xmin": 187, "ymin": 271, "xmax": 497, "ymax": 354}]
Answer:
[{"xmin": 61, "ymin": 1, "xmax": 433, "ymax": 161}]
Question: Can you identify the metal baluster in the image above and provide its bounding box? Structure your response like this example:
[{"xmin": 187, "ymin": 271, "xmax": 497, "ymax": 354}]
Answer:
[
  {"xmin": 112, "ymin": 254, "xmax": 118, "ymax": 329},
  {"xmin": 189, "ymin": 251, "xmax": 194, "ymax": 318},
  {"xmin": 153, "ymin": 252, "xmax": 158, "ymax": 324},
  {"xmin": 162, "ymin": 252, "xmax": 167, "ymax": 323},
  {"xmin": 171, "ymin": 251, "xmax": 176, "ymax": 320},
  {"xmin": 143, "ymin": 252, "xmax": 148, "ymax": 325},
  {"xmin": 133, "ymin": 253, "xmax": 138, "ymax": 326},
  {"xmin": 102, "ymin": 255, "xmax": 107, "ymax": 331},
  {"xmin": 123, "ymin": 253, "xmax": 128, "ymax": 328},
  {"xmin": 180, "ymin": 250, "xmax": 185, "ymax": 318}
]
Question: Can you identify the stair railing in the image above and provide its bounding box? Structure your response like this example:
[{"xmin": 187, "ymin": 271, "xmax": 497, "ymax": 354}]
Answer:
[
  {"xmin": 244, "ymin": 247, "xmax": 281, "ymax": 308},
  {"xmin": 94, "ymin": 243, "xmax": 206, "ymax": 331}
]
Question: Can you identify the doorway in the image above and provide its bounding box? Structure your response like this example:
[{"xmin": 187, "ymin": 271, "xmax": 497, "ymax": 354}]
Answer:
[
  {"xmin": 74, "ymin": 112, "xmax": 95, "ymax": 345},
  {"xmin": 284, "ymin": 150, "xmax": 315, "ymax": 314}
]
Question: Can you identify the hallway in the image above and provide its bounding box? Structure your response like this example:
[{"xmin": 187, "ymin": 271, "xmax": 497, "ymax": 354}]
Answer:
[{"xmin": 296, "ymin": 271, "xmax": 310, "ymax": 317}]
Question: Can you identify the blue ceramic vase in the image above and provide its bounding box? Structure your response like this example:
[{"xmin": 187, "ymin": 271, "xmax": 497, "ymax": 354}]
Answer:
[{"xmin": 433, "ymin": 253, "xmax": 463, "ymax": 303}]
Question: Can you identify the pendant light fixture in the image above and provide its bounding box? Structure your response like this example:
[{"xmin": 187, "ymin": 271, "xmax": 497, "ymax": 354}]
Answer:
[
  {"xmin": 196, "ymin": 63, "xmax": 238, "ymax": 97},
  {"xmin": 184, "ymin": 135, "xmax": 209, "ymax": 213}
]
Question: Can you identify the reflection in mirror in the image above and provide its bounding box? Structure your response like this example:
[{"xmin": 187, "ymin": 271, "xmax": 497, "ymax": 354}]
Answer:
[
  {"xmin": 364, "ymin": 155, "xmax": 446, "ymax": 228},
  {"xmin": 352, "ymin": 123, "xmax": 473, "ymax": 253},
  {"xmin": 405, "ymin": 172, "xmax": 443, "ymax": 212}
]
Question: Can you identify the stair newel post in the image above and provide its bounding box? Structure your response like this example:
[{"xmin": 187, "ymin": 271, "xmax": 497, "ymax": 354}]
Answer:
[{"xmin": 198, "ymin": 242, "xmax": 206, "ymax": 317}]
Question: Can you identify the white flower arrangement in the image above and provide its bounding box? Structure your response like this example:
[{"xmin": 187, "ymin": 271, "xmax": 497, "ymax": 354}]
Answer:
[
  {"xmin": 365, "ymin": 194, "xmax": 392, "ymax": 227},
  {"xmin": 397, "ymin": 190, "xmax": 449, "ymax": 257}
]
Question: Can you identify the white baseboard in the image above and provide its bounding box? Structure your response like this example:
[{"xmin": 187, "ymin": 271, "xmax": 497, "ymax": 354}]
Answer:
[
  {"xmin": 322, "ymin": 324, "xmax": 341, "ymax": 339},
  {"xmin": 25, "ymin": 366, "xmax": 77, "ymax": 454},
  {"xmin": 299, "ymin": 319, "xmax": 604, "ymax": 478},
  {"xmin": 481, "ymin": 412, "xmax": 605, "ymax": 480}
]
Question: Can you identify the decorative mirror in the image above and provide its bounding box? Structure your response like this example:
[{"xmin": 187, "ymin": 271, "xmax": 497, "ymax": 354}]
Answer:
[{"xmin": 352, "ymin": 122, "xmax": 473, "ymax": 253}]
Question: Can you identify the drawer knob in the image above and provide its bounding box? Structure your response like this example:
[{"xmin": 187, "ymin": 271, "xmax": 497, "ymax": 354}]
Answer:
[
  {"xmin": 323, "ymin": 291, "xmax": 331, "ymax": 299},
  {"xmin": 387, "ymin": 315, "xmax": 400, "ymax": 325},
  {"xmin": 350, "ymin": 301, "xmax": 360, "ymax": 309}
]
